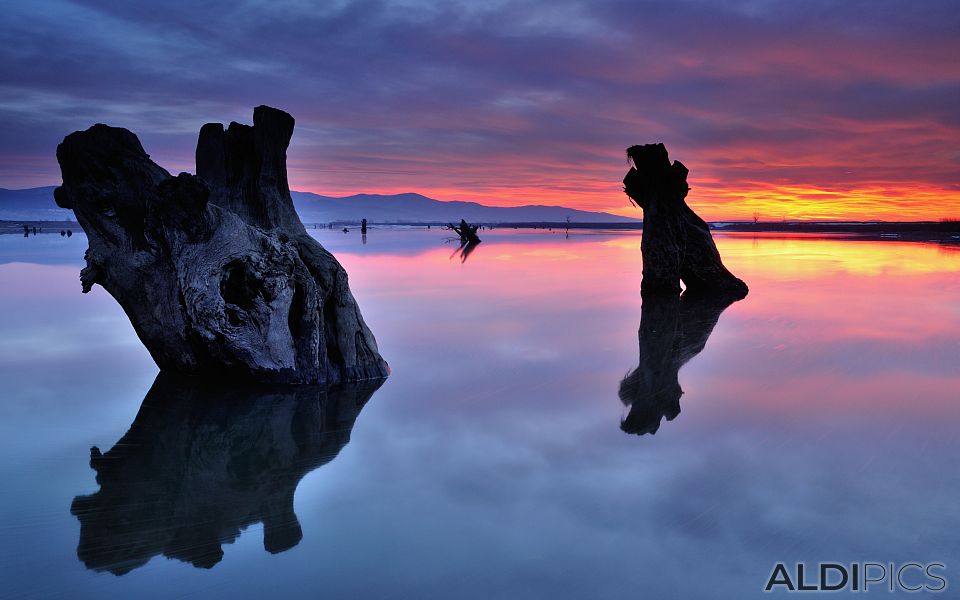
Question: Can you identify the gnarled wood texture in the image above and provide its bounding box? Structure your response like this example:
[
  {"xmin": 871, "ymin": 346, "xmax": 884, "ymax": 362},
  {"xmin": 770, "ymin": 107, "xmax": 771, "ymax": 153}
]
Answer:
[{"xmin": 55, "ymin": 106, "xmax": 388, "ymax": 384}]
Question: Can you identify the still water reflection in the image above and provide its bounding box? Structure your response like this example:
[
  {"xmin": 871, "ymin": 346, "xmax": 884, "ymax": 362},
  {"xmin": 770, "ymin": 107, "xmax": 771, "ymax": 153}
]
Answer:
[
  {"xmin": 0, "ymin": 228, "xmax": 958, "ymax": 599},
  {"xmin": 71, "ymin": 375, "xmax": 382, "ymax": 574},
  {"xmin": 620, "ymin": 291, "xmax": 742, "ymax": 435}
]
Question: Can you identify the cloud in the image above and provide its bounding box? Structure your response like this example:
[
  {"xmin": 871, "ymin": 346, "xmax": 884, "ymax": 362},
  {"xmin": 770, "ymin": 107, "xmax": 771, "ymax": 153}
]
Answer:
[{"xmin": 1, "ymin": 0, "xmax": 958, "ymax": 218}]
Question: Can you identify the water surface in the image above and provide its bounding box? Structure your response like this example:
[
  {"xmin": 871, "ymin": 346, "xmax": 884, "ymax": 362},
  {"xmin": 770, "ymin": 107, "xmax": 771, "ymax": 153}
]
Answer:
[{"xmin": 1, "ymin": 228, "xmax": 958, "ymax": 598}]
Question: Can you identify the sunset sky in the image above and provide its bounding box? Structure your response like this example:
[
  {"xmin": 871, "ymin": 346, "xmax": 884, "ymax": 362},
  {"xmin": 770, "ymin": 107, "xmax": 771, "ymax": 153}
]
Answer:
[{"xmin": 1, "ymin": 0, "xmax": 958, "ymax": 220}]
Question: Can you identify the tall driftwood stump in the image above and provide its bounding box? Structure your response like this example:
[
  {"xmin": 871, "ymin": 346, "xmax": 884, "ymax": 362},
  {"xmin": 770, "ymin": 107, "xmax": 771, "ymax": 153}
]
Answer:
[
  {"xmin": 55, "ymin": 106, "xmax": 388, "ymax": 384},
  {"xmin": 623, "ymin": 144, "xmax": 748, "ymax": 297}
]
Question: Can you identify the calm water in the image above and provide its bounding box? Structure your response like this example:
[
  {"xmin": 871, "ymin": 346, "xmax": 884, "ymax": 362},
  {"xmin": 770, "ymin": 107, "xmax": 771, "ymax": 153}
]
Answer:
[{"xmin": 0, "ymin": 228, "xmax": 958, "ymax": 599}]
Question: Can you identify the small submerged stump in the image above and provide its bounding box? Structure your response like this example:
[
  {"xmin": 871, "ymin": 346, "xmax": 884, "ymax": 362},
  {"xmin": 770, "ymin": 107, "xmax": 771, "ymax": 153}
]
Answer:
[
  {"xmin": 55, "ymin": 105, "xmax": 388, "ymax": 384},
  {"xmin": 623, "ymin": 144, "xmax": 748, "ymax": 297},
  {"xmin": 448, "ymin": 219, "xmax": 482, "ymax": 245}
]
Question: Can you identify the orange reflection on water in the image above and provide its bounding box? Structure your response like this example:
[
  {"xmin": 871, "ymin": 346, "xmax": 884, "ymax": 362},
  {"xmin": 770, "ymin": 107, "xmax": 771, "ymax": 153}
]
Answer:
[{"xmin": 719, "ymin": 232, "xmax": 960, "ymax": 278}]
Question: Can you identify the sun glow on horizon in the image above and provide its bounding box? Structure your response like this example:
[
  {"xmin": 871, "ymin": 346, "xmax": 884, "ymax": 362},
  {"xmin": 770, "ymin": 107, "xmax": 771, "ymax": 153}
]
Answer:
[{"xmin": 288, "ymin": 180, "xmax": 960, "ymax": 222}]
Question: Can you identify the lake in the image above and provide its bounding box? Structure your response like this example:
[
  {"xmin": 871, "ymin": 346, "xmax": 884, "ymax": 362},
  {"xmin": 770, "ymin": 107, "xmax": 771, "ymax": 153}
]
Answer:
[{"xmin": 0, "ymin": 227, "xmax": 958, "ymax": 598}]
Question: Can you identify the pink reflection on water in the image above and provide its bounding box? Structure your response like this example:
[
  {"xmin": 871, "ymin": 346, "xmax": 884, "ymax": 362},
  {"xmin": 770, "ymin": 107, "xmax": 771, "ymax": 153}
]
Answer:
[{"xmin": 318, "ymin": 229, "xmax": 960, "ymax": 423}]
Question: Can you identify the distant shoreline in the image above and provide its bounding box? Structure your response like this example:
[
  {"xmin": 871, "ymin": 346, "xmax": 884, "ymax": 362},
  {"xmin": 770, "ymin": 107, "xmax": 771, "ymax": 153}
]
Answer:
[
  {"xmin": 5, "ymin": 219, "xmax": 959, "ymax": 244},
  {"xmin": 1, "ymin": 220, "xmax": 80, "ymax": 235},
  {"xmin": 306, "ymin": 220, "xmax": 960, "ymax": 244}
]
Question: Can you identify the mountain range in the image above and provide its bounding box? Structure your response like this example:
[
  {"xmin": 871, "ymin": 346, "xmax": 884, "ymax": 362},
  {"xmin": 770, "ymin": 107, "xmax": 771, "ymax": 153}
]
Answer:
[
  {"xmin": 0, "ymin": 186, "xmax": 636, "ymax": 223},
  {"xmin": 0, "ymin": 187, "xmax": 74, "ymax": 221}
]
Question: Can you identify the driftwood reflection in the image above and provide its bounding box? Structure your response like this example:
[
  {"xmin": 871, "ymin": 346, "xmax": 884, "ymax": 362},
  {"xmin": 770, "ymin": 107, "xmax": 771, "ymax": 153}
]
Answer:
[
  {"xmin": 70, "ymin": 374, "xmax": 382, "ymax": 574},
  {"xmin": 619, "ymin": 291, "xmax": 742, "ymax": 435},
  {"xmin": 450, "ymin": 240, "xmax": 481, "ymax": 263}
]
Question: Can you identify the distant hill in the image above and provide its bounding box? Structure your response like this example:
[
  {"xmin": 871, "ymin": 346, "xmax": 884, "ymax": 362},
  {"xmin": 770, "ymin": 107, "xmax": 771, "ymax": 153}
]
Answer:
[
  {"xmin": 290, "ymin": 191, "xmax": 636, "ymax": 223},
  {"xmin": 0, "ymin": 187, "xmax": 72, "ymax": 221},
  {"xmin": 0, "ymin": 186, "xmax": 636, "ymax": 224}
]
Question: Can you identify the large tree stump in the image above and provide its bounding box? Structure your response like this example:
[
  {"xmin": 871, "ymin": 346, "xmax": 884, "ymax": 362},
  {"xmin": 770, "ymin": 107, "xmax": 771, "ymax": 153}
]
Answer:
[
  {"xmin": 55, "ymin": 106, "xmax": 388, "ymax": 384},
  {"xmin": 623, "ymin": 144, "xmax": 748, "ymax": 297},
  {"xmin": 71, "ymin": 374, "xmax": 382, "ymax": 573}
]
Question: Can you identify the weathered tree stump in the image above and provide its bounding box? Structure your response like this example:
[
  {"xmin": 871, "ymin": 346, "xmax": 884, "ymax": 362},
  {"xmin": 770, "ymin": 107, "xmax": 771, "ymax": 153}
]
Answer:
[
  {"xmin": 55, "ymin": 106, "xmax": 388, "ymax": 384},
  {"xmin": 623, "ymin": 144, "xmax": 748, "ymax": 297},
  {"xmin": 448, "ymin": 219, "xmax": 481, "ymax": 245},
  {"xmin": 619, "ymin": 291, "xmax": 740, "ymax": 435}
]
